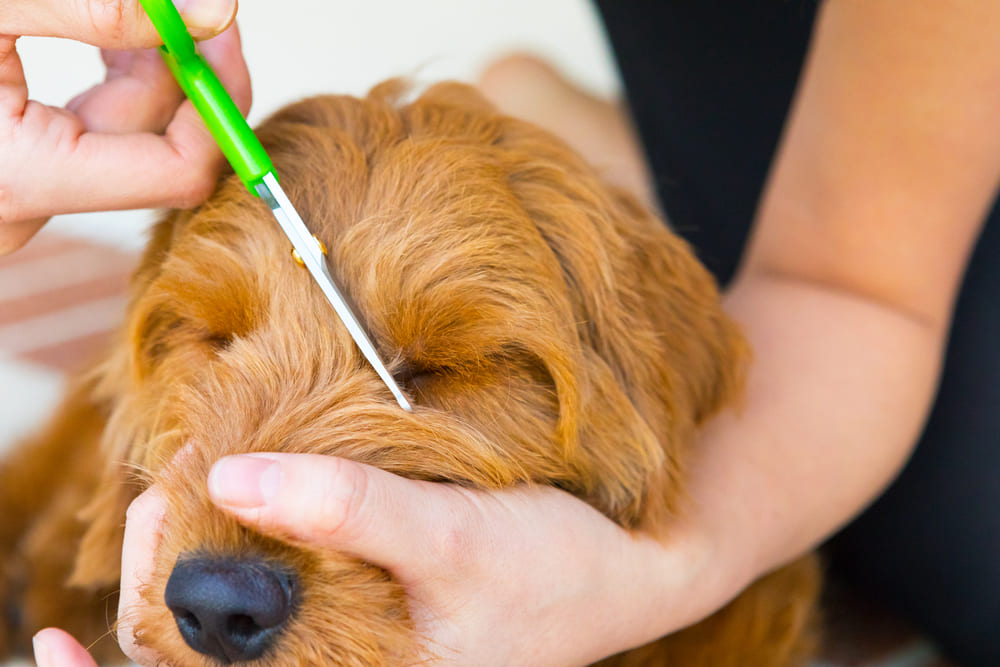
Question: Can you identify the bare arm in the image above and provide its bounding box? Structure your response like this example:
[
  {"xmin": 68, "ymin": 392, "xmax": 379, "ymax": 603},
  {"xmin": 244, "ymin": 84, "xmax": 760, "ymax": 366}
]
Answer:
[{"xmin": 687, "ymin": 0, "xmax": 1000, "ymax": 599}]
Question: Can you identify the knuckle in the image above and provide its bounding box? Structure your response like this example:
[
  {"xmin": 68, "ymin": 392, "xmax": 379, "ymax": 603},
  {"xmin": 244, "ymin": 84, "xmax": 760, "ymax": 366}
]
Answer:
[
  {"xmin": 0, "ymin": 233, "xmax": 31, "ymax": 256},
  {"xmin": 84, "ymin": 0, "xmax": 130, "ymax": 45},
  {"xmin": 124, "ymin": 487, "xmax": 163, "ymax": 523},
  {"xmin": 431, "ymin": 499, "xmax": 486, "ymax": 572},
  {"xmin": 124, "ymin": 495, "xmax": 147, "ymax": 523},
  {"xmin": 435, "ymin": 526, "xmax": 473, "ymax": 569},
  {"xmin": 170, "ymin": 165, "xmax": 218, "ymax": 210},
  {"xmin": 313, "ymin": 459, "xmax": 370, "ymax": 543},
  {"xmin": 0, "ymin": 186, "xmax": 13, "ymax": 223},
  {"xmin": 0, "ymin": 213, "xmax": 45, "ymax": 258}
]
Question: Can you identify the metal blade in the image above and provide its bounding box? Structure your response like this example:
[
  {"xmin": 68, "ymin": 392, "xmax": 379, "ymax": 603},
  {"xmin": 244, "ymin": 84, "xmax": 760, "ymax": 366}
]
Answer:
[{"xmin": 255, "ymin": 172, "xmax": 412, "ymax": 412}]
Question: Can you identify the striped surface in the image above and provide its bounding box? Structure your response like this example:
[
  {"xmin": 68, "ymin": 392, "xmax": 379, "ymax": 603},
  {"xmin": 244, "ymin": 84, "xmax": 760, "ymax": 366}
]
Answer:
[
  {"xmin": 0, "ymin": 231, "xmax": 953, "ymax": 666},
  {"xmin": 0, "ymin": 232, "xmax": 133, "ymax": 372},
  {"xmin": 0, "ymin": 232, "xmax": 136, "ymax": 462}
]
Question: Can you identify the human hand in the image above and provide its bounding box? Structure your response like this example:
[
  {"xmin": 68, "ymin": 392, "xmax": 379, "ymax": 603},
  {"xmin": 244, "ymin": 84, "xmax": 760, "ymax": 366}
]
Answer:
[
  {"xmin": 36, "ymin": 459, "xmax": 718, "ymax": 666},
  {"xmin": 33, "ymin": 488, "xmax": 166, "ymax": 667},
  {"xmin": 104, "ymin": 455, "xmax": 732, "ymax": 667},
  {"xmin": 34, "ymin": 454, "xmax": 738, "ymax": 667},
  {"xmin": 0, "ymin": 0, "xmax": 249, "ymax": 255}
]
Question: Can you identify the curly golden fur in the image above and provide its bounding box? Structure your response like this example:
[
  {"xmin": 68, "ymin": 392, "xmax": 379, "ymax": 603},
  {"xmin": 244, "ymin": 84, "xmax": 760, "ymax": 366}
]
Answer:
[{"xmin": 1, "ymin": 82, "xmax": 819, "ymax": 666}]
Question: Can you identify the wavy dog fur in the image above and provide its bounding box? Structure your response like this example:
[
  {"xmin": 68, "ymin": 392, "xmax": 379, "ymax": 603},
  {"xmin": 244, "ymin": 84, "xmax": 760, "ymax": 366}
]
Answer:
[{"xmin": 1, "ymin": 82, "xmax": 819, "ymax": 666}]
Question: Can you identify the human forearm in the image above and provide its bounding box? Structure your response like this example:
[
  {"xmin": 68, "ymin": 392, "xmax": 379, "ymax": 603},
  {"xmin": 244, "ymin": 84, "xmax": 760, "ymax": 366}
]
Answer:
[
  {"xmin": 682, "ymin": 0, "xmax": 1000, "ymax": 601},
  {"xmin": 682, "ymin": 269, "xmax": 945, "ymax": 600}
]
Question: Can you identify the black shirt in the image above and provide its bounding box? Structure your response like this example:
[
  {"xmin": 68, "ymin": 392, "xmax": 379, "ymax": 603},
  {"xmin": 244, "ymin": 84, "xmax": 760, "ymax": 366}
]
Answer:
[{"xmin": 596, "ymin": 0, "xmax": 818, "ymax": 286}]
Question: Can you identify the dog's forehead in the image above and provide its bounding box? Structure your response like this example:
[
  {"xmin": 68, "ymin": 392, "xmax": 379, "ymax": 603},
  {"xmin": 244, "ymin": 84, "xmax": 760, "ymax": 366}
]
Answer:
[{"xmin": 143, "ymin": 89, "xmax": 587, "ymax": 377}]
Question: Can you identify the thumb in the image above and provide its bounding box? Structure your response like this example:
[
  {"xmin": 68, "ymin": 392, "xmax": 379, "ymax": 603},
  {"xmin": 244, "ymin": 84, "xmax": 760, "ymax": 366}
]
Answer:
[
  {"xmin": 207, "ymin": 454, "xmax": 463, "ymax": 578},
  {"xmin": 32, "ymin": 628, "xmax": 99, "ymax": 667},
  {"xmin": 6, "ymin": 0, "xmax": 236, "ymax": 47}
]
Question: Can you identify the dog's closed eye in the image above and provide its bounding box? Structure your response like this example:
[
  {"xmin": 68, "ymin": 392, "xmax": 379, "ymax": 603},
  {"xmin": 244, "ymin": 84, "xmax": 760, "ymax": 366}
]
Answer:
[
  {"xmin": 203, "ymin": 331, "xmax": 235, "ymax": 352},
  {"xmin": 394, "ymin": 362, "xmax": 450, "ymax": 394},
  {"xmin": 137, "ymin": 311, "xmax": 235, "ymax": 371}
]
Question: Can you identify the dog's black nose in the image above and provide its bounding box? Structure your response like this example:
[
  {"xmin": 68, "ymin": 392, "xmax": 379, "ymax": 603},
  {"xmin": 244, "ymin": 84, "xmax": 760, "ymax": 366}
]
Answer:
[{"xmin": 165, "ymin": 556, "xmax": 296, "ymax": 664}]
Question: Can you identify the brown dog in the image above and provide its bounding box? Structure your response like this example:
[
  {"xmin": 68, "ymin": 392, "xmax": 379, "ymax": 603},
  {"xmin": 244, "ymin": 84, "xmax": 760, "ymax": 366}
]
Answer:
[{"xmin": 0, "ymin": 82, "xmax": 819, "ymax": 666}]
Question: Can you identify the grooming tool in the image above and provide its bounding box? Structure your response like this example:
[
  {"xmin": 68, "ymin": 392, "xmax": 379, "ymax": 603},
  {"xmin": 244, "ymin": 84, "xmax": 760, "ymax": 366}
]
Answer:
[{"xmin": 140, "ymin": 0, "xmax": 412, "ymax": 411}]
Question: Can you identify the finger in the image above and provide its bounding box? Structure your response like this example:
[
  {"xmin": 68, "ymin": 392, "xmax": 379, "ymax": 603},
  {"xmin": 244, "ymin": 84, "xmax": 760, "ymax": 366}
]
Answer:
[
  {"xmin": 5, "ymin": 25, "xmax": 251, "ymax": 220},
  {"xmin": 208, "ymin": 454, "xmax": 461, "ymax": 579},
  {"xmin": 0, "ymin": 35, "xmax": 28, "ymax": 119},
  {"xmin": 0, "ymin": 218, "xmax": 48, "ymax": 256},
  {"xmin": 4, "ymin": 0, "xmax": 236, "ymax": 48},
  {"xmin": 197, "ymin": 22, "xmax": 252, "ymax": 115},
  {"xmin": 67, "ymin": 16, "xmax": 250, "ymax": 135},
  {"xmin": 67, "ymin": 47, "xmax": 185, "ymax": 133},
  {"xmin": 116, "ymin": 487, "xmax": 167, "ymax": 665},
  {"xmin": 32, "ymin": 628, "xmax": 99, "ymax": 667},
  {"xmin": 81, "ymin": 23, "xmax": 251, "ymax": 207},
  {"xmin": 78, "ymin": 23, "xmax": 251, "ymax": 207}
]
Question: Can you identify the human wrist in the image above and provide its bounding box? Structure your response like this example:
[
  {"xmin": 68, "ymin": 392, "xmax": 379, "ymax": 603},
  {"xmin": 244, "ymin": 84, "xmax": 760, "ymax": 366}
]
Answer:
[
  {"xmin": 577, "ymin": 510, "xmax": 754, "ymax": 664},
  {"xmin": 664, "ymin": 502, "xmax": 759, "ymax": 628}
]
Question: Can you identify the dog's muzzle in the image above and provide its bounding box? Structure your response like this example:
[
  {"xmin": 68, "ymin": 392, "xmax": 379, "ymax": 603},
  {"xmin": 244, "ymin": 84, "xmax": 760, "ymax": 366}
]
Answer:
[{"xmin": 165, "ymin": 555, "xmax": 297, "ymax": 664}]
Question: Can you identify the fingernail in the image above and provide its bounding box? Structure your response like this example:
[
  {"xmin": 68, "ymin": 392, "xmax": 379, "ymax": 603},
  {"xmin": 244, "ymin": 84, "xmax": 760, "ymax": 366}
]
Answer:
[
  {"xmin": 209, "ymin": 456, "xmax": 280, "ymax": 508},
  {"xmin": 174, "ymin": 0, "xmax": 237, "ymax": 34},
  {"xmin": 32, "ymin": 633, "xmax": 51, "ymax": 667}
]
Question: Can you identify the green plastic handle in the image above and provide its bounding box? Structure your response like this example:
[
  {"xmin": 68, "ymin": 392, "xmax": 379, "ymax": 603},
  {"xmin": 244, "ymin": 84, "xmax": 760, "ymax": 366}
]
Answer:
[{"xmin": 139, "ymin": 0, "xmax": 273, "ymax": 192}]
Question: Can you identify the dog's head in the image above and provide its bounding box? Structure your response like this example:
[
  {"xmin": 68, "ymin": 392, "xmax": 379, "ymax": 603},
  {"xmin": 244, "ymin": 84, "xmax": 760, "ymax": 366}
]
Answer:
[{"xmin": 70, "ymin": 82, "xmax": 746, "ymax": 665}]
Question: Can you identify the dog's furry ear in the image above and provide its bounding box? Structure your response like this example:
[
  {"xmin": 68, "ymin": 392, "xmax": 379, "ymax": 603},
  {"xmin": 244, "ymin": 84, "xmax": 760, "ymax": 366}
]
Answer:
[
  {"xmin": 402, "ymin": 84, "xmax": 749, "ymax": 524},
  {"xmin": 498, "ymin": 121, "xmax": 749, "ymax": 526},
  {"xmin": 69, "ymin": 216, "xmax": 183, "ymax": 588},
  {"xmin": 406, "ymin": 82, "xmax": 747, "ymax": 419},
  {"xmin": 69, "ymin": 466, "xmax": 139, "ymax": 588}
]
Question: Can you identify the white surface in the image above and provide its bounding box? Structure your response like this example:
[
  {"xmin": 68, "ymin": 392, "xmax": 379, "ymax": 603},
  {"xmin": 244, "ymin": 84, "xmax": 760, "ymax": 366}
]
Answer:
[
  {"xmin": 16, "ymin": 0, "xmax": 619, "ymax": 250},
  {"xmin": 45, "ymin": 209, "xmax": 161, "ymax": 251}
]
